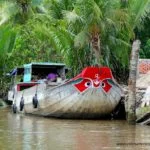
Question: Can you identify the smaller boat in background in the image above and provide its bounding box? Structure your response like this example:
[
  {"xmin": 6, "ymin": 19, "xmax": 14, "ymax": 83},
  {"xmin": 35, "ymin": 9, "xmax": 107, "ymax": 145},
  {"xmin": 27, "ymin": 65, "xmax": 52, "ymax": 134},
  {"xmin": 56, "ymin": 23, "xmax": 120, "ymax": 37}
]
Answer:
[{"xmin": 8, "ymin": 62, "xmax": 123, "ymax": 118}]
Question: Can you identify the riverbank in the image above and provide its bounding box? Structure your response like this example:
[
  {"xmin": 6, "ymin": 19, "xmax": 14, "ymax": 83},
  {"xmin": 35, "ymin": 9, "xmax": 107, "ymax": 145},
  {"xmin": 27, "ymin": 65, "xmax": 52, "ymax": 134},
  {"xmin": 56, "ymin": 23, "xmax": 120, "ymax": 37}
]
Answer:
[{"xmin": 121, "ymin": 71, "xmax": 150, "ymax": 125}]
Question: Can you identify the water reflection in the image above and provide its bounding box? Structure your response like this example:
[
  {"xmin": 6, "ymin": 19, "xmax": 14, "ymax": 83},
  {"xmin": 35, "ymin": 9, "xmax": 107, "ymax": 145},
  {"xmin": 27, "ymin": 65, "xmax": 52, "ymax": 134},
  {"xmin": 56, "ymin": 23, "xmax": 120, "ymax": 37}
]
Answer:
[{"xmin": 0, "ymin": 108, "xmax": 150, "ymax": 150}]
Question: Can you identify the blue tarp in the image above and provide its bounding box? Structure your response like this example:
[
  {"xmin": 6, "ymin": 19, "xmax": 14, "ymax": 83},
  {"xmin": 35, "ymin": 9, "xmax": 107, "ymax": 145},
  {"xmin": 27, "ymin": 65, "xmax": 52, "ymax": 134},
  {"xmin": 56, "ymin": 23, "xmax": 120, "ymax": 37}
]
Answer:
[{"xmin": 10, "ymin": 68, "xmax": 17, "ymax": 76}]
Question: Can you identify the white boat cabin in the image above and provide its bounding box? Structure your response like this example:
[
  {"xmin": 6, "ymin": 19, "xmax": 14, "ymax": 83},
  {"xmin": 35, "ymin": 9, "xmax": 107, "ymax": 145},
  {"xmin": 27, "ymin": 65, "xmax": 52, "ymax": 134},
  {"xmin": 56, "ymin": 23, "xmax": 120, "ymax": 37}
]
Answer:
[{"xmin": 8, "ymin": 62, "xmax": 67, "ymax": 101}]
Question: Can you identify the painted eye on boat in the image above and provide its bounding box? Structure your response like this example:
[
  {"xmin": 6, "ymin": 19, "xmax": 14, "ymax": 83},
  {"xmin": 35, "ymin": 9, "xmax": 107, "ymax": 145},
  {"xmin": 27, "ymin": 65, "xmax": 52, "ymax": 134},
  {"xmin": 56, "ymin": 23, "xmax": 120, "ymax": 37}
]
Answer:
[
  {"xmin": 101, "ymin": 82, "xmax": 105, "ymax": 88},
  {"xmin": 85, "ymin": 82, "xmax": 91, "ymax": 87}
]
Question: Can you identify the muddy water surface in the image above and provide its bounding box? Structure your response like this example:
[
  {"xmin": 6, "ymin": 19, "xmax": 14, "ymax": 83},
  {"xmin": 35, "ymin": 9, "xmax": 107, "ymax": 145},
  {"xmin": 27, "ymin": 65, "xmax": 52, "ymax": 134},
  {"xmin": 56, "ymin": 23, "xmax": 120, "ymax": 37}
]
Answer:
[{"xmin": 0, "ymin": 108, "xmax": 150, "ymax": 150}]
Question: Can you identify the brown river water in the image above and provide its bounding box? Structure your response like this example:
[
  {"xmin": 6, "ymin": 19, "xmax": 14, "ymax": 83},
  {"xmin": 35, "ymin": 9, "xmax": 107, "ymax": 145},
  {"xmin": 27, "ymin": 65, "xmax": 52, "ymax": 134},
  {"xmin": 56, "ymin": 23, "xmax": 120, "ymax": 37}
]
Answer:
[{"xmin": 0, "ymin": 107, "xmax": 150, "ymax": 150}]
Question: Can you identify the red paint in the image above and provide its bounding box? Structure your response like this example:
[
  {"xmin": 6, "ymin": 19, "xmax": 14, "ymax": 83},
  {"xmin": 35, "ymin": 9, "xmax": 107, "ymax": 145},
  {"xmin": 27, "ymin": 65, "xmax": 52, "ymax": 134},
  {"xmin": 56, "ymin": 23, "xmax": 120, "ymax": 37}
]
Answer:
[
  {"xmin": 74, "ymin": 79, "xmax": 91, "ymax": 92},
  {"xmin": 101, "ymin": 80, "xmax": 112, "ymax": 93},
  {"xmin": 73, "ymin": 67, "xmax": 113, "ymax": 93},
  {"xmin": 81, "ymin": 67, "xmax": 113, "ymax": 80},
  {"xmin": 17, "ymin": 83, "xmax": 38, "ymax": 91}
]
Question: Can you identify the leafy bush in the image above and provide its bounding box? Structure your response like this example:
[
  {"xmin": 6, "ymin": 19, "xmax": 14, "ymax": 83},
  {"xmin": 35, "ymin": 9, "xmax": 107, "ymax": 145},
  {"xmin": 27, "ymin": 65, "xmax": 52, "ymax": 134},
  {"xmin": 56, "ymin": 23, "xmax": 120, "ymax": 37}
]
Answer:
[{"xmin": 140, "ymin": 39, "xmax": 150, "ymax": 58}]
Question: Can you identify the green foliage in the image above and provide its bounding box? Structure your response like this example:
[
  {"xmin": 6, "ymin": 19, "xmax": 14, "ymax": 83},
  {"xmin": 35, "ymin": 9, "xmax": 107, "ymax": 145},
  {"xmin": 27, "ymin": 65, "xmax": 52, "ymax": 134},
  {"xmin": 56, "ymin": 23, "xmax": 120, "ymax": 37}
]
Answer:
[
  {"xmin": 140, "ymin": 39, "xmax": 150, "ymax": 58},
  {"xmin": 62, "ymin": 0, "xmax": 132, "ymax": 77},
  {"xmin": 9, "ymin": 23, "xmax": 64, "ymax": 66},
  {"xmin": 127, "ymin": 0, "xmax": 150, "ymax": 30},
  {"xmin": 0, "ymin": 24, "xmax": 17, "ymax": 98},
  {"xmin": 0, "ymin": 0, "xmax": 150, "ymax": 98},
  {"xmin": 0, "ymin": 24, "xmax": 17, "ymax": 72},
  {"xmin": 135, "ymin": 11, "xmax": 150, "ymax": 58}
]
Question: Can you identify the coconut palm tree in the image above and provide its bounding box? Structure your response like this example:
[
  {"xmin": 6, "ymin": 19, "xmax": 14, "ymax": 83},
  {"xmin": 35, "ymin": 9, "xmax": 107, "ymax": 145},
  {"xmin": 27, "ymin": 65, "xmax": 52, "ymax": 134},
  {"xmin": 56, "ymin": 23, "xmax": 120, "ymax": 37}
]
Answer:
[
  {"xmin": 62, "ymin": 0, "xmax": 128, "ymax": 65},
  {"xmin": 0, "ymin": 0, "xmax": 43, "ymax": 25},
  {"xmin": 63, "ymin": 0, "xmax": 150, "ymax": 66}
]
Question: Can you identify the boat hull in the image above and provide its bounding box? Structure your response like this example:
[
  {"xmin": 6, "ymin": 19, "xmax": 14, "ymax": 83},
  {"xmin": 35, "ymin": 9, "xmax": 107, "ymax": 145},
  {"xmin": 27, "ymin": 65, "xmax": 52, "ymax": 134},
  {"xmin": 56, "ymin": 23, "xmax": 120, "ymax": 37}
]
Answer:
[{"xmin": 13, "ymin": 81, "xmax": 122, "ymax": 119}]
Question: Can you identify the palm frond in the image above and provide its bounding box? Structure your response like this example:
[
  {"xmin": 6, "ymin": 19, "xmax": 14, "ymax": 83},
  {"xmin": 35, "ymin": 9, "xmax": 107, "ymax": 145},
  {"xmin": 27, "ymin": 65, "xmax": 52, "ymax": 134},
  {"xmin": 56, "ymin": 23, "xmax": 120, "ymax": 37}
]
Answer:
[
  {"xmin": 0, "ymin": 1, "xmax": 18, "ymax": 25},
  {"xmin": 128, "ymin": 0, "xmax": 150, "ymax": 30},
  {"xmin": 74, "ymin": 31, "xmax": 89, "ymax": 48},
  {"xmin": 0, "ymin": 25, "xmax": 16, "ymax": 55},
  {"xmin": 62, "ymin": 10, "xmax": 82, "ymax": 24}
]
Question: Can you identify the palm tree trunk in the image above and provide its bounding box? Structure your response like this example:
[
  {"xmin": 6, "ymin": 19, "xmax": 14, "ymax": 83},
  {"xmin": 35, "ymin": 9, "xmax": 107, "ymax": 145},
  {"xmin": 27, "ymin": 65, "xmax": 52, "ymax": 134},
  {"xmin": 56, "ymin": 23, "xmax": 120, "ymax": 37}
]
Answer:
[
  {"xmin": 91, "ymin": 33, "xmax": 102, "ymax": 65},
  {"xmin": 127, "ymin": 40, "xmax": 141, "ymax": 124}
]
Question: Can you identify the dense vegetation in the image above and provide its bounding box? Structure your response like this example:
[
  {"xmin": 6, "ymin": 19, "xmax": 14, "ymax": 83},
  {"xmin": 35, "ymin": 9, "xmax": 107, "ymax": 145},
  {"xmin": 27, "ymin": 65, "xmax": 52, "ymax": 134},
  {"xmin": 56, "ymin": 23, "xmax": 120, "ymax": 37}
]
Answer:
[{"xmin": 0, "ymin": 0, "xmax": 150, "ymax": 98}]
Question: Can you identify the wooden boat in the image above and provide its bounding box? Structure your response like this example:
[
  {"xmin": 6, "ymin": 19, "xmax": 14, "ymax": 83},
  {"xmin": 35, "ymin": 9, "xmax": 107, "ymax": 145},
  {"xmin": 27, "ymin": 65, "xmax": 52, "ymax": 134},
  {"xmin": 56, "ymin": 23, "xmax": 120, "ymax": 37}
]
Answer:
[{"xmin": 8, "ymin": 62, "xmax": 123, "ymax": 118}]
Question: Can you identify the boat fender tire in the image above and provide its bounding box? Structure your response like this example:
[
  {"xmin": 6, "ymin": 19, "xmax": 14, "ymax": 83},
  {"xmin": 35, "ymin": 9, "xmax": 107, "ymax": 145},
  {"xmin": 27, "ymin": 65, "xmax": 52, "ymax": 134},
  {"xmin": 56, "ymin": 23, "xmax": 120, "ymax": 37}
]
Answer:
[
  {"xmin": 32, "ymin": 94, "xmax": 38, "ymax": 108},
  {"xmin": 20, "ymin": 97, "xmax": 24, "ymax": 111},
  {"xmin": 12, "ymin": 104, "xmax": 17, "ymax": 113}
]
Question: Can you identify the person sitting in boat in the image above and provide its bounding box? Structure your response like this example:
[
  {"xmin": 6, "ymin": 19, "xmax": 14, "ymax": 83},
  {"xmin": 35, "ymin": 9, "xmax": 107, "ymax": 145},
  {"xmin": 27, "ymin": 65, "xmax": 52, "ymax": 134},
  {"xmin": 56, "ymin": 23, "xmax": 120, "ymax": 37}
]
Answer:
[{"xmin": 47, "ymin": 73, "xmax": 58, "ymax": 82}]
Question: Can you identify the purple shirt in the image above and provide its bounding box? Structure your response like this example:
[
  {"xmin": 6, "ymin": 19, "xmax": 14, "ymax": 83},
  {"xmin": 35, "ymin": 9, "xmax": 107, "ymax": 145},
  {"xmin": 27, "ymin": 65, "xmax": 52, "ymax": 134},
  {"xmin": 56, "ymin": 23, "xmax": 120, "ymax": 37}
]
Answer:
[{"xmin": 47, "ymin": 73, "xmax": 58, "ymax": 80}]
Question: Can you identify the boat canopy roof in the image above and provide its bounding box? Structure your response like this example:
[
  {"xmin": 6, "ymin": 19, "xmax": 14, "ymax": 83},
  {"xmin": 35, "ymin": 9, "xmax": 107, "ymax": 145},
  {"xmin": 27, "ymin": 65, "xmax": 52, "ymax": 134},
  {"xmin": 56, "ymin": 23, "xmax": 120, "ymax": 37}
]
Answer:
[
  {"xmin": 9, "ymin": 62, "xmax": 66, "ymax": 76},
  {"xmin": 28, "ymin": 62, "xmax": 66, "ymax": 67}
]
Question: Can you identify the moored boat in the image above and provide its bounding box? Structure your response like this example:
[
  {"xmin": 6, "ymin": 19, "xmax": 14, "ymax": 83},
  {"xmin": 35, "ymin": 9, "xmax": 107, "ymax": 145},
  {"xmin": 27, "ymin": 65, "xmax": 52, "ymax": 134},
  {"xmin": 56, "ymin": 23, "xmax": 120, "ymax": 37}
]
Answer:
[{"xmin": 8, "ymin": 62, "xmax": 123, "ymax": 118}]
